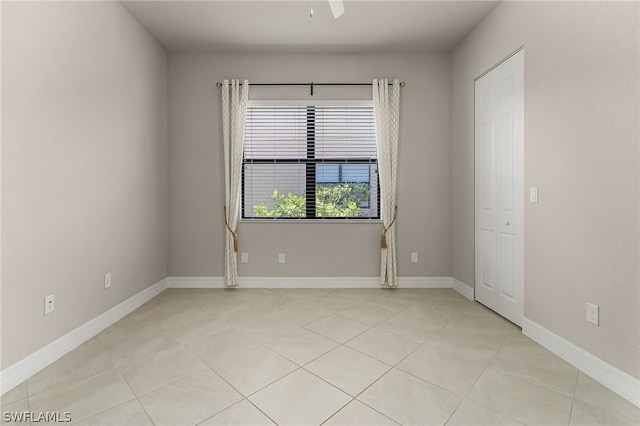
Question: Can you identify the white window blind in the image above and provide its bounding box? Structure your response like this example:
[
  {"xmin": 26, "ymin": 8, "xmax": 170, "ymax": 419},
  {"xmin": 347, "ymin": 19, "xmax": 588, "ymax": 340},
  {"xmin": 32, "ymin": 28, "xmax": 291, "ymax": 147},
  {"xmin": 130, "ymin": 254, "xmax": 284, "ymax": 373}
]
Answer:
[{"xmin": 243, "ymin": 102, "xmax": 379, "ymax": 219}]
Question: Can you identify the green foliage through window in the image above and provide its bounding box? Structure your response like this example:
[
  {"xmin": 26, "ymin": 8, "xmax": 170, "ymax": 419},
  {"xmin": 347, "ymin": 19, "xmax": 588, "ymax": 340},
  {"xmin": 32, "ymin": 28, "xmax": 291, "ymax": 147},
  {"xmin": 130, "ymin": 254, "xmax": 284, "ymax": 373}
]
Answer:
[
  {"xmin": 252, "ymin": 190, "xmax": 306, "ymax": 217},
  {"xmin": 253, "ymin": 183, "xmax": 371, "ymax": 218}
]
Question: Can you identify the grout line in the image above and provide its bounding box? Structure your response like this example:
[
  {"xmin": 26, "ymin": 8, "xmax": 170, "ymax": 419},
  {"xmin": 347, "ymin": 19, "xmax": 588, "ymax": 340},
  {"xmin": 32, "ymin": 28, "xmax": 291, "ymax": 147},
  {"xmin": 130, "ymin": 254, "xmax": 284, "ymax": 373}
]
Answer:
[
  {"xmin": 100, "ymin": 301, "xmax": 267, "ymax": 424},
  {"xmin": 318, "ymin": 397, "xmax": 357, "ymax": 426},
  {"xmin": 440, "ymin": 357, "xmax": 501, "ymax": 424},
  {"xmin": 244, "ymin": 397, "xmax": 280, "ymax": 426},
  {"xmin": 342, "ymin": 325, "xmax": 424, "ymax": 367},
  {"xmin": 346, "ymin": 303, "xmax": 514, "ymax": 425},
  {"xmin": 26, "ymin": 361, "xmax": 127, "ymax": 400},
  {"xmin": 349, "ymin": 399, "xmax": 402, "ymax": 426},
  {"xmin": 443, "ymin": 335, "xmax": 531, "ymax": 426},
  {"xmin": 567, "ymin": 369, "xmax": 582, "ymax": 424},
  {"xmin": 179, "ymin": 331, "xmax": 271, "ymax": 398},
  {"xmin": 299, "ymin": 365, "xmax": 355, "ymax": 398},
  {"xmin": 167, "ymin": 325, "xmax": 282, "ymax": 424},
  {"xmin": 300, "ymin": 317, "xmax": 434, "ymax": 425},
  {"xmin": 345, "ymin": 325, "xmax": 439, "ymax": 413},
  {"xmin": 97, "ymin": 341, "xmax": 157, "ymax": 426},
  {"xmin": 26, "ymin": 382, "xmax": 32, "ymax": 426},
  {"xmin": 241, "ymin": 365, "xmax": 301, "ymax": 399}
]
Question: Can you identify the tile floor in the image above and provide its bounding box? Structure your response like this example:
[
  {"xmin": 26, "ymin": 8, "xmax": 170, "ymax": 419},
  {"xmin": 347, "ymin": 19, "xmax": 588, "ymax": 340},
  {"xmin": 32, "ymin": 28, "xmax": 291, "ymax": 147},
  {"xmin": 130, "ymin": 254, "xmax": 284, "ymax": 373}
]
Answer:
[{"xmin": 2, "ymin": 288, "xmax": 638, "ymax": 425}]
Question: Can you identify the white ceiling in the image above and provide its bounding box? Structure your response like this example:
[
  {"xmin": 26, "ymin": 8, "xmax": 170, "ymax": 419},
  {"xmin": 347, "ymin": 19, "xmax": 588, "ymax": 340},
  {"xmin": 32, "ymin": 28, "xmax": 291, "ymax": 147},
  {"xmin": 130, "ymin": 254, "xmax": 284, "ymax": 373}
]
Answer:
[{"xmin": 121, "ymin": 0, "xmax": 501, "ymax": 53}]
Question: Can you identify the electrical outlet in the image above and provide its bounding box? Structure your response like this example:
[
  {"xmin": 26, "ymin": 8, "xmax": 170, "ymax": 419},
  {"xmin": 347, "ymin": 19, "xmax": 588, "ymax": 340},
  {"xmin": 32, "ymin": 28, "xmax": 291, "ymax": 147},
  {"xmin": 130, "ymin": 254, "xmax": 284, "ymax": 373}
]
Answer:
[
  {"xmin": 586, "ymin": 302, "xmax": 599, "ymax": 326},
  {"xmin": 278, "ymin": 253, "xmax": 286, "ymax": 264},
  {"xmin": 44, "ymin": 294, "xmax": 55, "ymax": 315},
  {"xmin": 104, "ymin": 273, "xmax": 112, "ymax": 289},
  {"xmin": 411, "ymin": 252, "xmax": 418, "ymax": 263},
  {"xmin": 241, "ymin": 252, "xmax": 249, "ymax": 263}
]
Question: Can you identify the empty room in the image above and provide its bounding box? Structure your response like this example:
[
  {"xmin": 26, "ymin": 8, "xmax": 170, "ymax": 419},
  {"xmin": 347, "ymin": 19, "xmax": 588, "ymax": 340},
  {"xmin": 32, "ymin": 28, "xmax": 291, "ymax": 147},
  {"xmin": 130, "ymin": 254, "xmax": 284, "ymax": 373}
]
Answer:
[{"xmin": 1, "ymin": 1, "xmax": 639, "ymax": 425}]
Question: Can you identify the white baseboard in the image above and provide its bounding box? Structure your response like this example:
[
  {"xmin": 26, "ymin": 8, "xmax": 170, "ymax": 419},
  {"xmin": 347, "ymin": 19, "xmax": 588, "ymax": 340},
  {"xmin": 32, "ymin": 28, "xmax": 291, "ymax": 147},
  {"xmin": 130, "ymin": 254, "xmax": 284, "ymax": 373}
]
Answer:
[
  {"xmin": 167, "ymin": 276, "xmax": 226, "ymax": 288},
  {"xmin": 523, "ymin": 317, "xmax": 640, "ymax": 408},
  {"xmin": 0, "ymin": 278, "xmax": 168, "ymax": 396},
  {"xmin": 167, "ymin": 276, "xmax": 456, "ymax": 289},
  {"xmin": 451, "ymin": 278, "xmax": 474, "ymax": 301}
]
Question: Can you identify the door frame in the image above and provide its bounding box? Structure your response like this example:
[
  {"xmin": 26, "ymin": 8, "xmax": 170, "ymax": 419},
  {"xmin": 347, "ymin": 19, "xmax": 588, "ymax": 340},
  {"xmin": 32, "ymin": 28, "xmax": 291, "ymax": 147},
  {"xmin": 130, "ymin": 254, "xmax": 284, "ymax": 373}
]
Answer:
[{"xmin": 474, "ymin": 46, "xmax": 525, "ymax": 326}]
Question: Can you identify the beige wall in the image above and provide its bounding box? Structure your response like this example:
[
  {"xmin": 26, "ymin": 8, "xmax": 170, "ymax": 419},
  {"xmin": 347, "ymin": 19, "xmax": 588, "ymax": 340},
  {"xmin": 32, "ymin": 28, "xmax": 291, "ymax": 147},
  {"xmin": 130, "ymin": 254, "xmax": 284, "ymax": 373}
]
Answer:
[
  {"xmin": 1, "ymin": 2, "xmax": 169, "ymax": 368},
  {"xmin": 452, "ymin": 1, "xmax": 639, "ymax": 378},
  {"xmin": 168, "ymin": 52, "xmax": 451, "ymax": 277}
]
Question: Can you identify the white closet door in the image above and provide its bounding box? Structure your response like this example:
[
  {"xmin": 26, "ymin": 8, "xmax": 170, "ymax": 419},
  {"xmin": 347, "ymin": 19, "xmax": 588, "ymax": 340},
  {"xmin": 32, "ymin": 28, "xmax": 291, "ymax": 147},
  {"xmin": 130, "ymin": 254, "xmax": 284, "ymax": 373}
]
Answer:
[{"xmin": 475, "ymin": 49, "xmax": 524, "ymax": 326}]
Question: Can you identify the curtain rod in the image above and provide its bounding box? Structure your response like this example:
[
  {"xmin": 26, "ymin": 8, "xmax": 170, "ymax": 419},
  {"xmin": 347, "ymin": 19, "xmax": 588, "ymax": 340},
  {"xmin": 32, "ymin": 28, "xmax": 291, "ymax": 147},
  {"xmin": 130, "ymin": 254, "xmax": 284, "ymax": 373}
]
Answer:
[{"xmin": 215, "ymin": 81, "xmax": 405, "ymax": 96}]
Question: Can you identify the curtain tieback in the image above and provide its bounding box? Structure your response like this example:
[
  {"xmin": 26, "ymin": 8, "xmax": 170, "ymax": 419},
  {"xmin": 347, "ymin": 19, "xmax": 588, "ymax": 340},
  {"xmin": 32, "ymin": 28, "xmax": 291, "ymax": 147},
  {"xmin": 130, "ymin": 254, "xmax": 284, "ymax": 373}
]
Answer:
[
  {"xmin": 381, "ymin": 206, "xmax": 398, "ymax": 249},
  {"xmin": 223, "ymin": 206, "xmax": 238, "ymax": 252}
]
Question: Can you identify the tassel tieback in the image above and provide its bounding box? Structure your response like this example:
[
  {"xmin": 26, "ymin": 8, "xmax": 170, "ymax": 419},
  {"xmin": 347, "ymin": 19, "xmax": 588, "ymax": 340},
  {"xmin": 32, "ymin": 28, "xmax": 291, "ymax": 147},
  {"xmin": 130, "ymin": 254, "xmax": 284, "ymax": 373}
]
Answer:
[
  {"xmin": 223, "ymin": 206, "xmax": 238, "ymax": 252},
  {"xmin": 381, "ymin": 206, "xmax": 398, "ymax": 249}
]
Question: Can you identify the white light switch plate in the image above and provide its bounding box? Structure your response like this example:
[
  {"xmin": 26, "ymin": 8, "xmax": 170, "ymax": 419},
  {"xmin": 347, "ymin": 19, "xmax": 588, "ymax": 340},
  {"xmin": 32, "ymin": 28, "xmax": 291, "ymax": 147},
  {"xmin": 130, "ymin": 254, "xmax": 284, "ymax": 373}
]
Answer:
[
  {"xmin": 586, "ymin": 302, "xmax": 599, "ymax": 326},
  {"xmin": 530, "ymin": 187, "xmax": 539, "ymax": 203}
]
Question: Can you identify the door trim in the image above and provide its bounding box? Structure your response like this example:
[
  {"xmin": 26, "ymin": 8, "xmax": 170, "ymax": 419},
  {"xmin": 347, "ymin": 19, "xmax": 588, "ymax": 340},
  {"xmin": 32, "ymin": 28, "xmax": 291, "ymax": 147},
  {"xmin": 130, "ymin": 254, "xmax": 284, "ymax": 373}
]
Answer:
[{"xmin": 474, "ymin": 45, "xmax": 525, "ymax": 82}]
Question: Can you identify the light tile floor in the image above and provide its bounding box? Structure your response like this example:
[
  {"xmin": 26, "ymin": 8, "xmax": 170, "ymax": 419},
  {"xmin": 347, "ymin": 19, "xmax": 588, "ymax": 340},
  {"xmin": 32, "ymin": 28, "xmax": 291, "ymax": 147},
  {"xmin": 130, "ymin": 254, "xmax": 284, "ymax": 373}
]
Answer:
[{"xmin": 2, "ymin": 288, "xmax": 638, "ymax": 426}]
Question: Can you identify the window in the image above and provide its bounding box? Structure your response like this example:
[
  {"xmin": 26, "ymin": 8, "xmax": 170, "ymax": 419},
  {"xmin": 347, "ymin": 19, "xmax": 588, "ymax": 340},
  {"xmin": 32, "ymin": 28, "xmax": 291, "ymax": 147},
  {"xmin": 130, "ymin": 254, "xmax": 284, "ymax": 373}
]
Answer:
[{"xmin": 242, "ymin": 101, "xmax": 379, "ymax": 219}]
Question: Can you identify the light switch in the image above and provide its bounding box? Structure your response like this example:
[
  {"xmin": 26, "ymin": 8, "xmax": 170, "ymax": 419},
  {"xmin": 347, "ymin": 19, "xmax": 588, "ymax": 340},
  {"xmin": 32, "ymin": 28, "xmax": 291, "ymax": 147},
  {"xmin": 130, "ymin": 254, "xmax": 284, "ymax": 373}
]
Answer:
[{"xmin": 529, "ymin": 187, "xmax": 539, "ymax": 203}]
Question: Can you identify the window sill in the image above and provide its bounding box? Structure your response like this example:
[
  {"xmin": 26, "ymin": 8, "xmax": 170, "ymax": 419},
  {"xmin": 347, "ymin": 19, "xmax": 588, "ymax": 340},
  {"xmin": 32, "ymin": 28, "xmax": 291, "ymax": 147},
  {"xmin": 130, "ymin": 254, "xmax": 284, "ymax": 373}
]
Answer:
[{"xmin": 240, "ymin": 219, "xmax": 383, "ymax": 224}]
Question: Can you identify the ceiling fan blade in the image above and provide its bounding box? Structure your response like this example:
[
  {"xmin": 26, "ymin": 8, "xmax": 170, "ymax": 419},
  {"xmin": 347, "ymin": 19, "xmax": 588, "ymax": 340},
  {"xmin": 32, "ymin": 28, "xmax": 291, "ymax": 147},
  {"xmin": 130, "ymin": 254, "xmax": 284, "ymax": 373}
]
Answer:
[{"xmin": 328, "ymin": 0, "xmax": 345, "ymax": 18}]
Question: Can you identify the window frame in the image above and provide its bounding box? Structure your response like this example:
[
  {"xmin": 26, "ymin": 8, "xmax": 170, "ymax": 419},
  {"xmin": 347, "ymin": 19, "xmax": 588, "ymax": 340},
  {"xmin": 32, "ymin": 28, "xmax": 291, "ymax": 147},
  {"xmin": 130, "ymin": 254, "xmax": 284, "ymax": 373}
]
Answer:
[{"xmin": 241, "ymin": 100, "xmax": 380, "ymax": 221}]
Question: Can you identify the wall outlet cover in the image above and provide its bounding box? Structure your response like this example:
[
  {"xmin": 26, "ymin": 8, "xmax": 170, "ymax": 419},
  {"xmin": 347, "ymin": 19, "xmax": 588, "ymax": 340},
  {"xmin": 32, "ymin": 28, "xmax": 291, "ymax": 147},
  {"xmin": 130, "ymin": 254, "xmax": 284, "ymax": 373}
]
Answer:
[
  {"xmin": 44, "ymin": 294, "xmax": 55, "ymax": 315},
  {"xmin": 586, "ymin": 302, "xmax": 599, "ymax": 326}
]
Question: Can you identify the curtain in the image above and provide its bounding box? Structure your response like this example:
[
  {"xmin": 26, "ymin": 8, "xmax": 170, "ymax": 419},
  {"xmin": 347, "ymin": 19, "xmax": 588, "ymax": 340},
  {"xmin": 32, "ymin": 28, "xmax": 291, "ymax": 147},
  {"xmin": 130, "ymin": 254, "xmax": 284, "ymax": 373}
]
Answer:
[
  {"xmin": 222, "ymin": 79, "xmax": 249, "ymax": 287},
  {"xmin": 373, "ymin": 79, "xmax": 400, "ymax": 288}
]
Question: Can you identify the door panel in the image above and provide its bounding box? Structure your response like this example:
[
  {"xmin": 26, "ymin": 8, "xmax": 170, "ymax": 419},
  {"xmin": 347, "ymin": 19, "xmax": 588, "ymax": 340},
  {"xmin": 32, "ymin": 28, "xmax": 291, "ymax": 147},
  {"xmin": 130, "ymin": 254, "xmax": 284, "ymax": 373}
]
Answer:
[
  {"xmin": 480, "ymin": 229, "xmax": 495, "ymax": 290},
  {"xmin": 500, "ymin": 113, "xmax": 514, "ymax": 211},
  {"xmin": 481, "ymin": 121, "xmax": 495, "ymax": 211},
  {"xmin": 500, "ymin": 233, "xmax": 515, "ymax": 299},
  {"xmin": 501, "ymin": 75, "xmax": 515, "ymax": 103},
  {"xmin": 475, "ymin": 49, "xmax": 524, "ymax": 326}
]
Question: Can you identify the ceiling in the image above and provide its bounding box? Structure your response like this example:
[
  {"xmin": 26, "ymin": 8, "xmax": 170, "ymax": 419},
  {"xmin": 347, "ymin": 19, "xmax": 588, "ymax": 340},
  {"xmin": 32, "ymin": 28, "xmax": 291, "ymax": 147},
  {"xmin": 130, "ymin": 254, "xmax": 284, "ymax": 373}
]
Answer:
[{"xmin": 121, "ymin": 0, "xmax": 501, "ymax": 53}]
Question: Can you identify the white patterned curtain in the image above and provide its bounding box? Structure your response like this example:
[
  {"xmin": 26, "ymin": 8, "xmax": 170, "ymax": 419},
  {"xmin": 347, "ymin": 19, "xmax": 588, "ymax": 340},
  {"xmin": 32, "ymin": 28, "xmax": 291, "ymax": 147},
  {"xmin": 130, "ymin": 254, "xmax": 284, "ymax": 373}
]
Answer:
[
  {"xmin": 373, "ymin": 79, "xmax": 400, "ymax": 288},
  {"xmin": 222, "ymin": 79, "xmax": 249, "ymax": 287}
]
